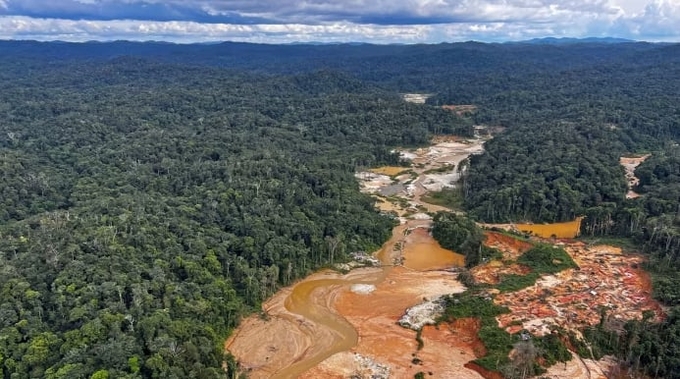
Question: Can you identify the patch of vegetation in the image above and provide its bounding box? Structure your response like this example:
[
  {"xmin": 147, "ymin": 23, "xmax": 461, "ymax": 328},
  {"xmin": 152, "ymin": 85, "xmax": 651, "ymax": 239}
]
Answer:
[
  {"xmin": 421, "ymin": 187, "xmax": 464, "ymax": 210},
  {"xmin": 431, "ymin": 212, "xmax": 491, "ymax": 267},
  {"xmin": 582, "ymin": 317, "xmax": 625, "ymax": 360},
  {"xmin": 496, "ymin": 272, "xmax": 540, "ymax": 293},
  {"xmin": 499, "ymin": 331, "xmax": 572, "ymax": 378},
  {"xmin": 415, "ymin": 328, "xmax": 424, "ymax": 350},
  {"xmin": 517, "ymin": 245, "xmax": 578, "ymax": 274},
  {"xmin": 567, "ymin": 330, "xmax": 593, "ymax": 359},
  {"xmin": 438, "ymin": 292, "xmax": 514, "ymax": 371},
  {"xmin": 385, "ymin": 195, "xmax": 410, "ymax": 209},
  {"xmin": 651, "ymin": 270, "xmax": 680, "ymax": 305},
  {"xmin": 495, "ymin": 245, "xmax": 575, "ymax": 292},
  {"xmin": 403, "ymin": 169, "xmax": 419, "ymax": 181},
  {"xmin": 457, "ymin": 269, "xmax": 477, "ymax": 287},
  {"xmin": 534, "ymin": 333, "xmax": 572, "ymax": 366}
]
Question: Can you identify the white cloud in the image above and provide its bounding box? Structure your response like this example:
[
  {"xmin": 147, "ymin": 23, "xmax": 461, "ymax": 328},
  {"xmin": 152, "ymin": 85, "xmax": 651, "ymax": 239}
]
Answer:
[
  {"xmin": 609, "ymin": 0, "xmax": 680, "ymax": 40},
  {"xmin": 0, "ymin": 16, "xmax": 434, "ymax": 43},
  {"xmin": 0, "ymin": 0, "xmax": 678, "ymax": 43}
]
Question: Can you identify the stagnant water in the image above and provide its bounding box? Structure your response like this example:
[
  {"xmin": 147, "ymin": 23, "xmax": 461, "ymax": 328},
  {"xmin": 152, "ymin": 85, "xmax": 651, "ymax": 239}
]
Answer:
[{"xmin": 516, "ymin": 217, "xmax": 583, "ymax": 239}]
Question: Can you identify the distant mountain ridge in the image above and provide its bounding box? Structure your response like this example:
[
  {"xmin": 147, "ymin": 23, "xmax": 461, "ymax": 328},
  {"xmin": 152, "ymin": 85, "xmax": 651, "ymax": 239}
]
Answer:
[
  {"xmin": 0, "ymin": 38, "xmax": 677, "ymax": 92},
  {"xmin": 515, "ymin": 36, "xmax": 636, "ymax": 44}
]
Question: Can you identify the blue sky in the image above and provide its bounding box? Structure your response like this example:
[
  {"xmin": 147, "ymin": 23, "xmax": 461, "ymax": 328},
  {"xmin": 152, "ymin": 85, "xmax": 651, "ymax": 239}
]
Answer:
[{"xmin": 0, "ymin": 0, "xmax": 678, "ymax": 43}]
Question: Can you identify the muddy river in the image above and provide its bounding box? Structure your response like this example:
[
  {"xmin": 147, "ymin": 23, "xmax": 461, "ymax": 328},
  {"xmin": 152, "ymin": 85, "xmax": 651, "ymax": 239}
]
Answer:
[
  {"xmin": 225, "ymin": 136, "xmax": 660, "ymax": 378},
  {"xmin": 225, "ymin": 138, "xmax": 484, "ymax": 378}
]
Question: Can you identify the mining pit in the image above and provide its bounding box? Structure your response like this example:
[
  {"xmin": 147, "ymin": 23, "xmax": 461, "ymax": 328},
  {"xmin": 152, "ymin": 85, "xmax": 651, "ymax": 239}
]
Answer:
[{"xmin": 226, "ymin": 135, "xmax": 661, "ymax": 379}]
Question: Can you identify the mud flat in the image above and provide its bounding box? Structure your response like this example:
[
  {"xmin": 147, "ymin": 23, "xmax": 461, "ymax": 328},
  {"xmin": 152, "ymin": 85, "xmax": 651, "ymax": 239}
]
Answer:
[
  {"xmin": 227, "ymin": 136, "xmax": 486, "ymax": 378},
  {"xmin": 225, "ymin": 224, "xmax": 468, "ymax": 378},
  {"xmin": 224, "ymin": 268, "xmax": 383, "ymax": 379},
  {"xmin": 302, "ymin": 267, "xmax": 477, "ymax": 379}
]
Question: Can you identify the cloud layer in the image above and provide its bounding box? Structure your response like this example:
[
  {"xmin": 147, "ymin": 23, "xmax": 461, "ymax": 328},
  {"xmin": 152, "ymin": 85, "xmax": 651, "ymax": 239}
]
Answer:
[{"xmin": 0, "ymin": 0, "xmax": 678, "ymax": 43}]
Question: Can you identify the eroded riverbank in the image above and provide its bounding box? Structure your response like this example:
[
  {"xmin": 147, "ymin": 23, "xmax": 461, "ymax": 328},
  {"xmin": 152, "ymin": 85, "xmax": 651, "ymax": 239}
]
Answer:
[
  {"xmin": 225, "ymin": 134, "xmax": 662, "ymax": 379},
  {"xmin": 225, "ymin": 137, "xmax": 485, "ymax": 378}
]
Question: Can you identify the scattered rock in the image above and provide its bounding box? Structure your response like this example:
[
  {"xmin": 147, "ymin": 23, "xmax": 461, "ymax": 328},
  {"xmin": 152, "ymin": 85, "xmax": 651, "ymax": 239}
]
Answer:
[
  {"xmin": 351, "ymin": 353, "xmax": 390, "ymax": 379},
  {"xmin": 351, "ymin": 251, "xmax": 381, "ymax": 266},
  {"xmin": 400, "ymin": 151, "xmax": 417, "ymax": 161},
  {"xmin": 409, "ymin": 213, "xmax": 432, "ymax": 220},
  {"xmin": 398, "ymin": 298, "xmax": 444, "ymax": 330}
]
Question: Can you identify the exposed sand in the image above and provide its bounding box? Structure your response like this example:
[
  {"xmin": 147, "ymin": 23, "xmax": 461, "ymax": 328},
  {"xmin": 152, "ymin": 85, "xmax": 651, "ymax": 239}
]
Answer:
[
  {"xmin": 226, "ymin": 135, "xmax": 660, "ymax": 379},
  {"xmin": 543, "ymin": 352, "xmax": 614, "ymax": 379},
  {"xmin": 402, "ymin": 93, "xmax": 433, "ymax": 104},
  {"xmin": 620, "ymin": 154, "xmax": 651, "ymax": 199},
  {"xmin": 357, "ymin": 138, "xmax": 487, "ymax": 216},
  {"xmin": 304, "ymin": 274, "xmax": 479, "ymax": 379},
  {"xmin": 227, "ymin": 136, "xmax": 486, "ymax": 378},
  {"xmin": 473, "ymin": 235, "xmax": 664, "ymax": 337}
]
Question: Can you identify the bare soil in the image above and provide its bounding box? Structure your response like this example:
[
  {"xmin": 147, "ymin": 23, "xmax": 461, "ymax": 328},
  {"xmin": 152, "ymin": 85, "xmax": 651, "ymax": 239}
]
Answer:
[
  {"xmin": 305, "ymin": 285, "xmax": 483, "ymax": 379},
  {"xmin": 543, "ymin": 352, "xmax": 614, "ymax": 379},
  {"xmin": 476, "ymin": 236, "xmax": 664, "ymax": 336},
  {"xmin": 226, "ymin": 135, "xmax": 661, "ymax": 379},
  {"xmin": 442, "ymin": 104, "xmax": 477, "ymax": 116},
  {"xmin": 226, "ymin": 136, "xmax": 486, "ymax": 377},
  {"xmin": 484, "ymin": 231, "xmax": 533, "ymax": 260},
  {"xmin": 620, "ymin": 155, "xmax": 651, "ymax": 199}
]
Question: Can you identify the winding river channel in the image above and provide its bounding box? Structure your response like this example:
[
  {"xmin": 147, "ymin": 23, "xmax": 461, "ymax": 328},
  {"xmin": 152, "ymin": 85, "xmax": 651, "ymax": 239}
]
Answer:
[{"xmin": 225, "ymin": 137, "xmax": 486, "ymax": 378}]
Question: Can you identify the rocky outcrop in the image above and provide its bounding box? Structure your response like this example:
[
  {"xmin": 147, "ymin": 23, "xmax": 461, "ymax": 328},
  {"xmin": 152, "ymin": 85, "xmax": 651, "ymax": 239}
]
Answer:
[
  {"xmin": 398, "ymin": 298, "xmax": 444, "ymax": 330},
  {"xmin": 350, "ymin": 353, "xmax": 390, "ymax": 379}
]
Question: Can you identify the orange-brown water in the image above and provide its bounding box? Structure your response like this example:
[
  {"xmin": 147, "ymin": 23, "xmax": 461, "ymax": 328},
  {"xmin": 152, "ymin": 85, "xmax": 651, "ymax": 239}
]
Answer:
[
  {"xmin": 272, "ymin": 279, "xmax": 358, "ymax": 378},
  {"xmin": 516, "ymin": 217, "xmax": 583, "ymax": 239},
  {"xmin": 369, "ymin": 166, "xmax": 408, "ymax": 176},
  {"xmin": 403, "ymin": 227, "xmax": 465, "ymax": 270},
  {"xmin": 226, "ymin": 137, "xmax": 486, "ymax": 378},
  {"xmin": 271, "ymin": 224, "xmax": 464, "ymax": 378}
]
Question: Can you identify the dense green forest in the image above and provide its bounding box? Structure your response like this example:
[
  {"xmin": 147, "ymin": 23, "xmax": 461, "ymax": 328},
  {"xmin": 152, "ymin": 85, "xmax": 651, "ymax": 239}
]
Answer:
[
  {"xmin": 578, "ymin": 145, "xmax": 680, "ymax": 378},
  {"xmin": 0, "ymin": 56, "xmax": 470, "ymax": 378},
  {"xmin": 1, "ymin": 39, "xmax": 680, "ymax": 378}
]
